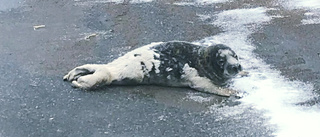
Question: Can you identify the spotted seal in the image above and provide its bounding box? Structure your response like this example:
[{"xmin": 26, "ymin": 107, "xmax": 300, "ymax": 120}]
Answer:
[{"xmin": 63, "ymin": 41, "xmax": 242, "ymax": 96}]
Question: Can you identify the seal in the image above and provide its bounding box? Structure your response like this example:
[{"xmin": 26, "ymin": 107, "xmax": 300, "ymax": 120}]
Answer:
[{"xmin": 63, "ymin": 41, "xmax": 242, "ymax": 96}]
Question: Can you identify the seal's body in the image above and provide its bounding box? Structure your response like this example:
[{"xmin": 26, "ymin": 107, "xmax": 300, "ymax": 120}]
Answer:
[{"xmin": 64, "ymin": 41, "xmax": 242, "ymax": 96}]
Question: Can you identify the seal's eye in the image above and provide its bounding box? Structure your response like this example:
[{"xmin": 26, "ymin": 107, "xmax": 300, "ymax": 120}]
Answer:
[{"xmin": 217, "ymin": 59, "xmax": 225, "ymax": 66}]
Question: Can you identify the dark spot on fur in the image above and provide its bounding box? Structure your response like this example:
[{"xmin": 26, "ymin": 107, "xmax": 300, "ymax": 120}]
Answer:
[
  {"xmin": 134, "ymin": 54, "xmax": 141, "ymax": 57},
  {"xmin": 140, "ymin": 62, "xmax": 147, "ymax": 72},
  {"xmin": 151, "ymin": 62, "xmax": 156, "ymax": 71},
  {"xmin": 153, "ymin": 55, "xmax": 160, "ymax": 60},
  {"xmin": 206, "ymin": 56, "xmax": 209, "ymax": 61}
]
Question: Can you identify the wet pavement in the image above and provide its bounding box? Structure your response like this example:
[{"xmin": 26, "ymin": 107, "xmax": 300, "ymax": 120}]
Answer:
[
  {"xmin": 0, "ymin": 0, "xmax": 319, "ymax": 136},
  {"xmin": 251, "ymin": 8, "xmax": 320, "ymax": 104}
]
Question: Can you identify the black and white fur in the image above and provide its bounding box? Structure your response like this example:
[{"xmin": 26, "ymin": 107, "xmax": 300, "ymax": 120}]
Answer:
[{"xmin": 63, "ymin": 41, "xmax": 242, "ymax": 96}]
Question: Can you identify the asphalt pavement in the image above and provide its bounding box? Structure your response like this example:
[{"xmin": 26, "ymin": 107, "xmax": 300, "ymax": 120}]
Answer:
[{"xmin": 0, "ymin": 0, "xmax": 319, "ymax": 136}]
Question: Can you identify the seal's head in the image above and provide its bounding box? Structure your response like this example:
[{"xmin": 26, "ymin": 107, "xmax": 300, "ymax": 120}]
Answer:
[{"xmin": 212, "ymin": 44, "xmax": 242, "ymax": 78}]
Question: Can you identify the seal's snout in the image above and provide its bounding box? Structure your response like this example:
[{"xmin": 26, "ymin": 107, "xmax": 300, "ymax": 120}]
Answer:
[
  {"xmin": 235, "ymin": 64, "xmax": 242, "ymax": 72},
  {"xmin": 226, "ymin": 64, "xmax": 242, "ymax": 76}
]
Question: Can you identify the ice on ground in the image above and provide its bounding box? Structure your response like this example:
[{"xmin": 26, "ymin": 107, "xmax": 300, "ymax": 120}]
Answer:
[
  {"xmin": 279, "ymin": 0, "xmax": 320, "ymax": 25},
  {"xmin": 74, "ymin": 0, "xmax": 153, "ymax": 5},
  {"xmin": 280, "ymin": 0, "xmax": 320, "ymax": 10},
  {"xmin": 302, "ymin": 11, "xmax": 320, "ymax": 25},
  {"xmin": 195, "ymin": 7, "xmax": 320, "ymax": 137}
]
